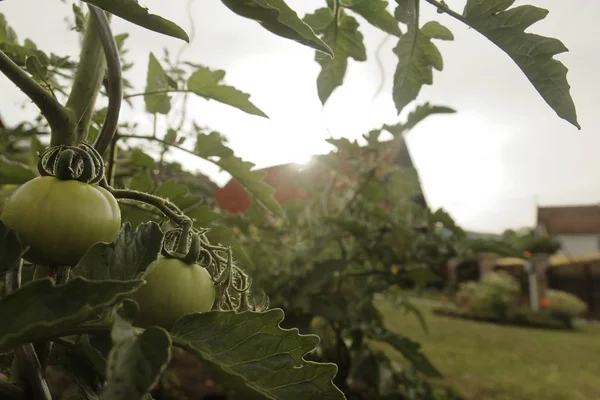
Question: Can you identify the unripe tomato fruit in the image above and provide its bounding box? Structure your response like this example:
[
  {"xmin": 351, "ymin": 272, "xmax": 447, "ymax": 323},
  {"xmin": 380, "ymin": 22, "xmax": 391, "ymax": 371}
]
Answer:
[
  {"xmin": 0, "ymin": 176, "xmax": 121, "ymax": 266},
  {"xmin": 132, "ymin": 257, "xmax": 215, "ymax": 330}
]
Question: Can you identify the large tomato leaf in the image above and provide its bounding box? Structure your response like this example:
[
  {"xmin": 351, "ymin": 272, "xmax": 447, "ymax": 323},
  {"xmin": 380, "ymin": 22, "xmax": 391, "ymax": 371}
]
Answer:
[
  {"xmin": 0, "ymin": 155, "xmax": 36, "ymax": 185},
  {"xmin": 102, "ymin": 314, "xmax": 171, "ymax": 399},
  {"xmin": 144, "ymin": 53, "xmax": 172, "ymax": 114},
  {"xmin": 73, "ymin": 222, "xmax": 164, "ymax": 281},
  {"xmin": 80, "ymin": 0, "xmax": 189, "ymax": 42},
  {"xmin": 220, "ymin": 0, "xmax": 333, "ymax": 56},
  {"xmin": 0, "ymin": 278, "xmax": 143, "ymax": 352},
  {"xmin": 461, "ymin": 0, "xmax": 579, "ymax": 129},
  {"xmin": 0, "ymin": 222, "xmax": 27, "ymax": 276},
  {"xmin": 187, "ymin": 67, "xmax": 268, "ymax": 118},
  {"xmin": 393, "ymin": 0, "xmax": 454, "ymax": 115},
  {"xmin": 341, "ymin": 0, "xmax": 402, "ymax": 36},
  {"xmin": 370, "ymin": 328, "xmax": 441, "ymax": 378},
  {"xmin": 170, "ymin": 309, "xmax": 345, "ymax": 399},
  {"xmin": 194, "ymin": 132, "xmax": 283, "ymax": 217},
  {"xmin": 304, "ymin": 8, "xmax": 367, "ymax": 104}
]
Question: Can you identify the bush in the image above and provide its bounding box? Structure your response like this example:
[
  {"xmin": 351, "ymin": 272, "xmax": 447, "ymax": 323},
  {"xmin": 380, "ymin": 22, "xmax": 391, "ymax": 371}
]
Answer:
[
  {"xmin": 456, "ymin": 271, "xmax": 520, "ymax": 318},
  {"xmin": 544, "ymin": 289, "xmax": 588, "ymax": 327}
]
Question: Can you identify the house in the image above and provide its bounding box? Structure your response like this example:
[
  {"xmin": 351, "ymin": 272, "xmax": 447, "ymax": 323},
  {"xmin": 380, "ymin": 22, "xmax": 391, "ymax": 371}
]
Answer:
[
  {"xmin": 536, "ymin": 205, "xmax": 600, "ymax": 256},
  {"xmin": 214, "ymin": 136, "xmax": 427, "ymax": 214}
]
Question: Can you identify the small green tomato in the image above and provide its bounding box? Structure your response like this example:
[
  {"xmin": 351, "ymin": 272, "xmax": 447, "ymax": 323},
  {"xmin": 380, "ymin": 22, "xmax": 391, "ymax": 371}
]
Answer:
[{"xmin": 132, "ymin": 257, "xmax": 216, "ymax": 329}]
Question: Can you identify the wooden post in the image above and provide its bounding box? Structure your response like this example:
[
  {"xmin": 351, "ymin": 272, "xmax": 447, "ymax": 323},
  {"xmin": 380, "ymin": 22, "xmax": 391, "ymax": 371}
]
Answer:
[
  {"xmin": 583, "ymin": 263, "xmax": 594, "ymax": 319},
  {"xmin": 530, "ymin": 253, "xmax": 550, "ymax": 309},
  {"xmin": 477, "ymin": 252, "xmax": 498, "ymax": 279},
  {"xmin": 532, "ymin": 253, "xmax": 549, "ymax": 298},
  {"xmin": 446, "ymin": 257, "xmax": 461, "ymax": 293}
]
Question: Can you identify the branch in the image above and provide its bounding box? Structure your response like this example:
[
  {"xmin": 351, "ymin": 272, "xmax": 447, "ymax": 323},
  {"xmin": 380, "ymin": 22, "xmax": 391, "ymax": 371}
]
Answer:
[
  {"xmin": 123, "ymin": 89, "xmax": 192, "ymax": 99},
  {"xmin": 422, "ymin": 0, "xmax": 471, "ymax": 26},
  {"xmin": 90, "ymin": 5, "xmax": 122, "ymax": 156},
  {"xmin": 118, "ymin": 133, "xmax": 198, "ymax": 158},
  {"xmin": 0, "ymin": 49, "xmax": 70, "ymax": 134},
  {"xmin": 62, "ymin": 8, "xmax": 108, "ymax": 146}
]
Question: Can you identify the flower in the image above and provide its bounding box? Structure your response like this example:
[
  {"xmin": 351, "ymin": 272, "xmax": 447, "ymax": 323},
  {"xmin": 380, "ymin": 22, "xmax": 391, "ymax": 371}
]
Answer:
[{"xmin": 540, "ymin": 297, "xmax": 550, "ymax": 308}]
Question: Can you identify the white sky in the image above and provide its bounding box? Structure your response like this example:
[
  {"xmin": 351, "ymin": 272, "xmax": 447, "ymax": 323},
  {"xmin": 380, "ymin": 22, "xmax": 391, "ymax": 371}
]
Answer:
[{"xmin": 1, "ymin": 0, "xmax": 599, "ymax": 234}]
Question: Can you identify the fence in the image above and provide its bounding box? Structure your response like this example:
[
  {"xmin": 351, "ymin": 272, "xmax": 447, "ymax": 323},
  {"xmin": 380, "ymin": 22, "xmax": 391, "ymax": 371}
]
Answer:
[{"xmin": 492, "ymin": 254, "xmax": 600, "ymax": 320}]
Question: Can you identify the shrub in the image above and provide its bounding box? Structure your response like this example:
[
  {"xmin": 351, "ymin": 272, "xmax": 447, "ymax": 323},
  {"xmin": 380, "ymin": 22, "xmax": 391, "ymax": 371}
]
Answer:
[
  {"xmin": 545, "ymin": 289, "xmax": 588, "ymax": 327},
  {"xmin": 456, "ymin": 271, "xmax": 520, "ymax": 318}
]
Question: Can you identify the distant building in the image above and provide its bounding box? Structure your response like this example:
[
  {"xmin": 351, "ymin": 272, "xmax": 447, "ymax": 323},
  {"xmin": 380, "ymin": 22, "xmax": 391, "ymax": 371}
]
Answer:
[
  {"xmin": 536, "ymin": 205, "xmax": 600, "ymax": 256},
  {"xmin": 214, "ymin": 137, "xmax": 427, "ymax": 214}
]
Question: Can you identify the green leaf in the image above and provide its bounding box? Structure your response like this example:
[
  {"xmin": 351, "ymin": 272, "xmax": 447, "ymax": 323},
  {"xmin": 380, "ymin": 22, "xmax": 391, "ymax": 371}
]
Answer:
[
  {"xmin": 0, "ymin": 222, "xmax": 27, "ymax": 276},
  {"xmin": 305, "ymin": 9, "xmax": 366, "ymax": 104},
  {"xmin": 25, "ymin": 55, "xmax": 48, "ymax": 82},
  {"xmin": 163, "ymin": 128, "xmax": 177, "ymax": 144},
  {"xmin": 194, "ymin": 131, "xmax": 235, "ymax": 159},
  {"xmin": 0, "ymin": 278, "xmax": 143, "ymax": 352},
  {"xmin": 187, "ymin": 67, "xmax": 268, "ymax": 118},
  {"xmin": 102, "ymin": 314, "xmax": 171, "ymax": 399},
  {"xmin": 129, "ymin": 149, "xmax": 156, "ymax": 169},
  {"xmin": 130, "ymin": 169, "xmax": 154, "ymax": 193},
  {"xmin": 187, "ymin": 206, "xmax": 222, "ymax": 226},
  {"xmin": 0, "ymin": 13, "xmax": 18, "ymax": 44},
  {"xmin": 342, "ymin": 0, "xmax": 402, "ymax": 36},
  {"xmin": 0, "ymin": 155, "xmax": 36, "ymax": 185},
  {"xmin": 155, "ymin": 180, "xmax": 188, "ymax": 200},
  {"xmin": 80, "ymin": 0, "xmax": 189, "ymax": 42},
  {"xmin": 382, "ymin": 102, "xmax": 456, "ymax": 136},
  {"xmin": 393, "ymin": 3, "xmax": 454, "ymax": 114},
  {"xmin": 372, "ymin": 328, "xmax": 441, "ymax": 378},
  {"xmin": 144, "ymin": 53, "xmax": 171, "ymax": 114},
  {"xmin": 171, "ymin": 309, "xmax": 345, "ymax": 399},
  {"xmin": 73, "ymin": 222, "xmax": 164, "ymax": 281},
  {"xmin": 462, "ymin": 0, "xmax": 579, "ymax": 129},
  {"xmin": 220, "ymin": 0, "xmax": 333, "ymax": 56}
]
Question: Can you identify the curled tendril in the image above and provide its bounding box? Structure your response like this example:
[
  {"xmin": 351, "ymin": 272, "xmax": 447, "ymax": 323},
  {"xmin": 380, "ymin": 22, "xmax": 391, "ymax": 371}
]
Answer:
[
  {"xmin": 160, "ymin": 224, "xmax": 268, "ymax": 313},
  {"xmin": 37, "ymin": 142, "xmax": 106, "ymax": 184}
]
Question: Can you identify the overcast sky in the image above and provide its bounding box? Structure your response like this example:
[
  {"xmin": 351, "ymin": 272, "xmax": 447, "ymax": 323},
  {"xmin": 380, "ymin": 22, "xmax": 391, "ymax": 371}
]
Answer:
[{"xmin": 1, "ymin": 0, "xmax": 599, "ymax": 233}]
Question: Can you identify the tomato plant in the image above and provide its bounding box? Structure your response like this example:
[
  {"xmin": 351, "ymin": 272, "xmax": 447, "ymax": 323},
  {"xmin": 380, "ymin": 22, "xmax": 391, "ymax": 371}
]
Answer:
[{"xmin": 0, "ymin": 0, "xmax": 580, "ymax": 399}]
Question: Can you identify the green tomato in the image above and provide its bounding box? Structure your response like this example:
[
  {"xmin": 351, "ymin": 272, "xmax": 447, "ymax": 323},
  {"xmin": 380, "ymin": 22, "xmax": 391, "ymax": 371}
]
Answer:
[
  {"xmin": 132, "ymin": 257, "xmax": 215, "ymax": 329},
  {"xmin": 0, "ymin": 176, "xmax": 121, "ymax": 266}
]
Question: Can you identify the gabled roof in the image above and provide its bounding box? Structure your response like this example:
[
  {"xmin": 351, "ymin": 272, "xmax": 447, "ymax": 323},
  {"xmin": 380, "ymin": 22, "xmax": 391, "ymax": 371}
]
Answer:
[
  {"xmin": 537, "ymin": 205, "xmax": 600, "ymax": 235},
  {"xmin": 215, "ymin": 137, "xmax": 428, "ymax": 214}
]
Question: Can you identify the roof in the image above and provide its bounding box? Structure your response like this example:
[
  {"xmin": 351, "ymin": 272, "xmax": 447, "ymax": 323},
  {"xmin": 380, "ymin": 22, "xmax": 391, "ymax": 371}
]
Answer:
[
  {"xmin": 215, "ymin": 137, "xmax": 427, "ymax": 214},
  {"xmin": 537, "ymin": 205, "xmax": 600, "ymax": 235},
  {"xmin": 496, "ymin": 253, "xmax": 600, "ymax": 268}
]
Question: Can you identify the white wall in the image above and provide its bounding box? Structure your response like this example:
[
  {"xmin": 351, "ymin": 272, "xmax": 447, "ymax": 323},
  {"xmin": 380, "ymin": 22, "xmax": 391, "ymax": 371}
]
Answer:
[{"xmin": 554, "ymin": 234, "xmax": 600, "ymax": 256}]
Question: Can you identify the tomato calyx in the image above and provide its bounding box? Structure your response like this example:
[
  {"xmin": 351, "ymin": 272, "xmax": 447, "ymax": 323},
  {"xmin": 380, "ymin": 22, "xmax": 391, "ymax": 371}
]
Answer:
[{"xmin": 37, "ymin": 142, "xmax": 105, "ymax": 183}]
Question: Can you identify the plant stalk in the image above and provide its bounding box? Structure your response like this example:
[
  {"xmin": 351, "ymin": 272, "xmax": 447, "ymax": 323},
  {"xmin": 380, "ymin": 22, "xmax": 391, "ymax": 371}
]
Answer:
[
  {"xmin": 61, "ymin": 8, "xmax": 108, "ymax": 146},
  {"xmin": 89, "ymin": 5, "xmax": 122, "ymax": 156}
]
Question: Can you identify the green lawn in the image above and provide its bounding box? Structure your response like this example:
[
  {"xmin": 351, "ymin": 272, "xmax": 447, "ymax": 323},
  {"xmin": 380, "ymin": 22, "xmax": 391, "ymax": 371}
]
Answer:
[{"xmin": 374, "ymin": 299, "xmax": 600, "ymax": 400}]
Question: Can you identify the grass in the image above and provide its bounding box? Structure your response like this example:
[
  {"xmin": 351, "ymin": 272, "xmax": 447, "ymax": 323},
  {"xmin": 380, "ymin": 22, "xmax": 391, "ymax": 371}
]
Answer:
[{"xmin": 374, "ymin": 298, "xmax": 600, "ymax": 400}]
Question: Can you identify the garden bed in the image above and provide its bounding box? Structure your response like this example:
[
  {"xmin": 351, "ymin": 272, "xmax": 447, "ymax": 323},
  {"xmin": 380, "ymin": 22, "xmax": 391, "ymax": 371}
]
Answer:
[{"xmin": 432, "ymin": 307, "xmax": 572, "ymax": 331}]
